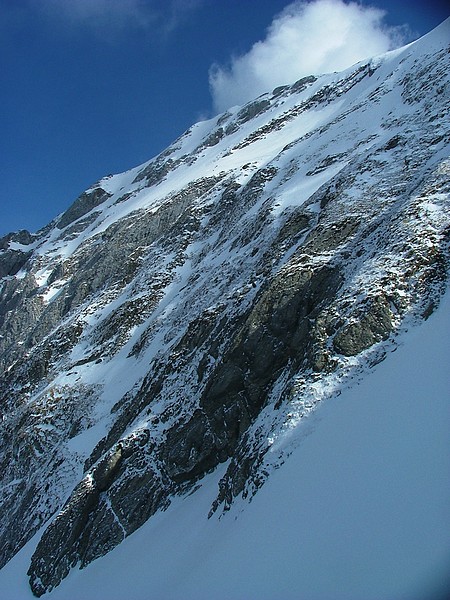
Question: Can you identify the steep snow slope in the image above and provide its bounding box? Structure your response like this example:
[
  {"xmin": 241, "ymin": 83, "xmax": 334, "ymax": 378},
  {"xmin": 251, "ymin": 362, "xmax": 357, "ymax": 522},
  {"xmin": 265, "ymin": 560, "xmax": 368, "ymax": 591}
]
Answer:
[
  {"xmin": 0, "ymin": 286, "xmax": 448, "ymax": 600},
  {"xmin": 0, "ymin": 18, "xmax": 449, "ymax": 598}
]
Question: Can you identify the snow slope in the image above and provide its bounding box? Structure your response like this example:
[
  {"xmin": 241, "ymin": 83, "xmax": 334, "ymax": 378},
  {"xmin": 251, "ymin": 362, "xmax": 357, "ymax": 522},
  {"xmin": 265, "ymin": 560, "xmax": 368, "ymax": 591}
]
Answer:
[{"xmin": 1, "ymin": 287, "xmax": 448, "ymax": 600}]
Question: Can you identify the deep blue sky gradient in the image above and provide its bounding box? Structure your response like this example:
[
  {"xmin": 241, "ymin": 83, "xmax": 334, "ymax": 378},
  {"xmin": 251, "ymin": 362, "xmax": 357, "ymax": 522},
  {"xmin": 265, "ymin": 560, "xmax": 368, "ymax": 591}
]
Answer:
[{"xmin": 1, "ymin": 0, "xmax": 448, "ymax": 236}]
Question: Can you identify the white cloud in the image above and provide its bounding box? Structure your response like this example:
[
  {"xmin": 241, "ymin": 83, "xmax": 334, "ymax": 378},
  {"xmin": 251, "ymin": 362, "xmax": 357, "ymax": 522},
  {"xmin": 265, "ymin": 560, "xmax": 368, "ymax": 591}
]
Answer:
[
  {"xmin": 34, "ymin": 0, "xmax": 202, "ymax": 36},
  {"xmin": 209, "ymin": 0, "xmax": 408, "ymax": 113},
  {"xmin": 164, "ymin": 0, "xmax": 205, "ymax": 34},
  {"xmin": 38, "ymin": 0, "xmax": 153, "ymax": 30}
]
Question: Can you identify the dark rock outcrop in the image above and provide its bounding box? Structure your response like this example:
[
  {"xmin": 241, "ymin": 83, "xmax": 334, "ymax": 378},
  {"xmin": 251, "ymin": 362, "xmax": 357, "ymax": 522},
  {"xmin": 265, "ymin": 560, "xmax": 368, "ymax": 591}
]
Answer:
[{"xmin": 57, "ymin": 186, "xmax": 112, "ymax": 230}]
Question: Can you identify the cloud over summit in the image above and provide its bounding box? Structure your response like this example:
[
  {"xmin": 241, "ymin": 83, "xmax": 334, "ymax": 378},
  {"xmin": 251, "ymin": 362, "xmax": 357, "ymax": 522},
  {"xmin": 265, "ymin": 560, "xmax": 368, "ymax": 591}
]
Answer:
[{"xmin": 209, "ymin": 0, "xmax": 408, "ymax": 113}]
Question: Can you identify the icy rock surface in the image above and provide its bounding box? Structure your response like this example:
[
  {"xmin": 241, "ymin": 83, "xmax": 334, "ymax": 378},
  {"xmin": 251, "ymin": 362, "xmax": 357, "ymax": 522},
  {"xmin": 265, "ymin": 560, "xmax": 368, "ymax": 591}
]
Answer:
[{"xmin": 0, "ymin": 20, "xmax": 449, "ymax": 597}]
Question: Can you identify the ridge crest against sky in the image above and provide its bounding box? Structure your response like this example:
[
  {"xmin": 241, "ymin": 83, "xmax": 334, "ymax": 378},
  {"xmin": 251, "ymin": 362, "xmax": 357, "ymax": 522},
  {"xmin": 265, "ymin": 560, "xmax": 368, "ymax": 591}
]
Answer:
[
  {"xmin": 209, "ymin": 0, "xmax": 409, "ymax": 112},
  {"xmin": 1, "ymin": 0, "xmax": 449, "ymax": 236}
]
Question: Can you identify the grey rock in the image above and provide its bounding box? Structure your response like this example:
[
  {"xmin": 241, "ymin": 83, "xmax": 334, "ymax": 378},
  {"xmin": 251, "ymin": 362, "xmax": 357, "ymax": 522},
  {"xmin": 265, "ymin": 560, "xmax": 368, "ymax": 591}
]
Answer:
[
  {"xmin": 333, "ymin": 295, "xmax": 393, "ymax": 356},
  {"xmin": 57, "ymin": 186, "xmax": 111, "ymax": 229},
  {"xmin": 0, "ymin": 248, "xmax": 31, "ymax": 277},
  {"xmin": 289, "ymin": 75, "xmax": 317, "ymax": 93},
  {"xmin": 236, "ymin": 99, "xmax": 271, "ymax": 124},
  {"xmin": 0, "ymin": 229, "xmax": 35, "ymax": 249}
]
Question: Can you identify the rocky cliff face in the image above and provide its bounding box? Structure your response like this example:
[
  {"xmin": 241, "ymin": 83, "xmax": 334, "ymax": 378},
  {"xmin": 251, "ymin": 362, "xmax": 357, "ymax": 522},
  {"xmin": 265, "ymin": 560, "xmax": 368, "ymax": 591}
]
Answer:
[{"xmin": 0, "ymin": 21, "xmax": 449, "ymax": 597}]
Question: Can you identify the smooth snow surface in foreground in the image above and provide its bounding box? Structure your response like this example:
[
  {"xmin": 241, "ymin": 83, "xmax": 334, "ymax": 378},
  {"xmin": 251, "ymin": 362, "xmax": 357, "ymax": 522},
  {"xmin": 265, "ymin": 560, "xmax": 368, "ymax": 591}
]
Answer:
[{"xmin": 1, "ymin": 291, "xmax": 449, "ymax": 600}]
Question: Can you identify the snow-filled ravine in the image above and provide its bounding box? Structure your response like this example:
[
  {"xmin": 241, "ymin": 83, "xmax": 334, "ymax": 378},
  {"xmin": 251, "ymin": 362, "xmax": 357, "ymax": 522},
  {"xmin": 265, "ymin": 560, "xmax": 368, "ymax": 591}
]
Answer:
[{"xmin": 1, "ymin": 287, "xmax": 448, "ymax": 600}]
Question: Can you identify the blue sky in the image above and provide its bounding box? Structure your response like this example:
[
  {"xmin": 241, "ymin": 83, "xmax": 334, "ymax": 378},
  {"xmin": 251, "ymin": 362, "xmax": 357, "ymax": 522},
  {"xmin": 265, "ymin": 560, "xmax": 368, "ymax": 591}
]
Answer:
[{"xmin": 1, "ymin": 0, "xmax": 448, "ymax": 236}]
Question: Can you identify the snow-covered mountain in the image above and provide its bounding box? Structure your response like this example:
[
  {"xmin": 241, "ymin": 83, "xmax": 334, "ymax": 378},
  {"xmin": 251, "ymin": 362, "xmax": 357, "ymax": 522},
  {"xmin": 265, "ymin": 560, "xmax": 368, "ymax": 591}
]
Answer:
[{"xmin": 0, "ymin": 19, "xmax": 449, "ymax": 599}]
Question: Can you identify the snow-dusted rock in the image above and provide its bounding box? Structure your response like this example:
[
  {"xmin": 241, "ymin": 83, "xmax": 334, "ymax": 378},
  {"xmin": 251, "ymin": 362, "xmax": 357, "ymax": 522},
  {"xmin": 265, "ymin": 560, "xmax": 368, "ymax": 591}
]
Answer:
[{"xmin": 0, "ymin": 19, "xmax": 449, "ymax": 597}]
